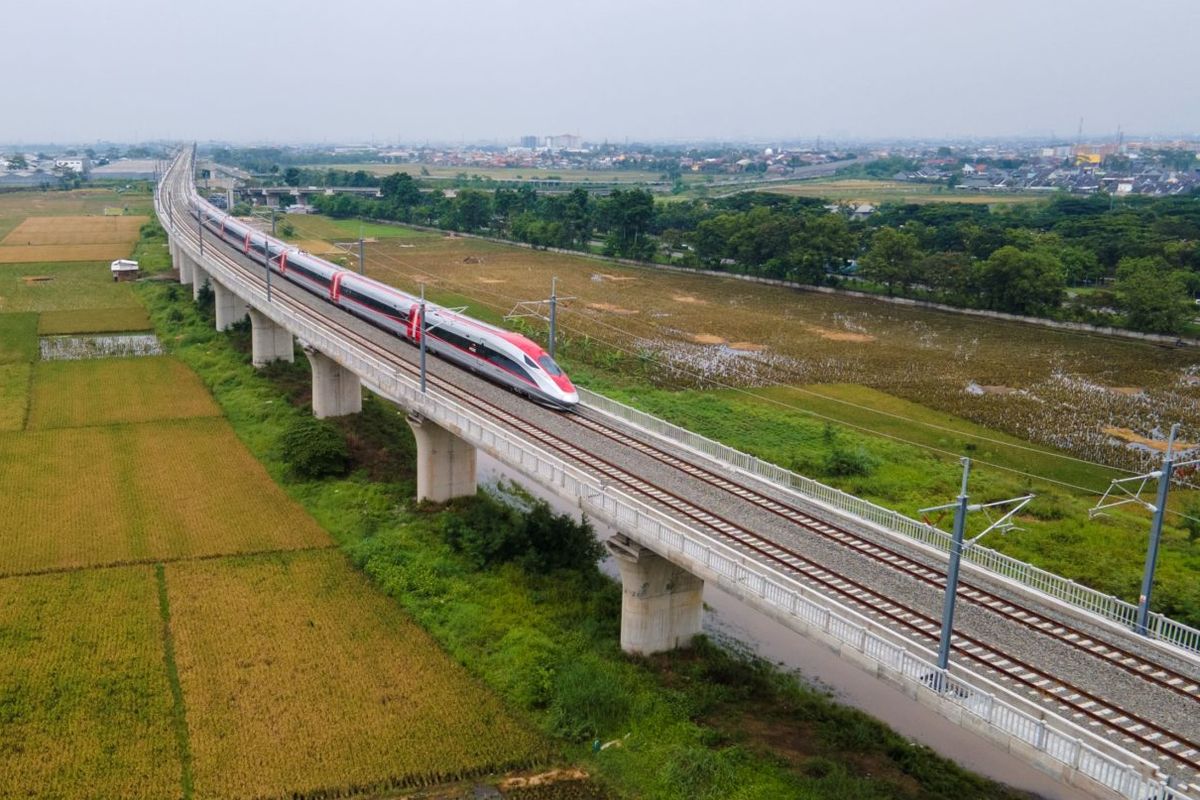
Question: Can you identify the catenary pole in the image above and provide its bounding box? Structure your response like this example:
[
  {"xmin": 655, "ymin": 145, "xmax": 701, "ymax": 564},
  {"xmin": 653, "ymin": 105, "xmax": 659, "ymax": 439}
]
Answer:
[
  {"xmin": 937, "ymin": 458, "xmax": 971, "ymax": 675},
  {"xmin": 1136, "ymin": 423, "xmax": 1178, "ymax": 635}
]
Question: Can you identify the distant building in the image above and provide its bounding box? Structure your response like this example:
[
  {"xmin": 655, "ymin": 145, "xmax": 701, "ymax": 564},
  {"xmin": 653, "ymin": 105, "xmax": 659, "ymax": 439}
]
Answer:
[
  {"xmin": 547, "ymin": 133, "xmax": 582, "ymax": 150},
  {"xmin": 54, "ymin": 156, "xmax": 90, "ymax": 174},
  {"xmin": 519, "ymin": 135, "xmax": 539, "ymax": 149}
]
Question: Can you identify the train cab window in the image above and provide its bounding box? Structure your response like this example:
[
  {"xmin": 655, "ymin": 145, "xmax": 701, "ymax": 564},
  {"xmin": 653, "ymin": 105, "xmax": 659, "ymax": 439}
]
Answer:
[
  {"xmin": 538, "ymin": 355, "xmax": 564, "ymax": 376},
  {"xmin": 523, "ymin": 355, "xmax": 538, "ymax": 369}
]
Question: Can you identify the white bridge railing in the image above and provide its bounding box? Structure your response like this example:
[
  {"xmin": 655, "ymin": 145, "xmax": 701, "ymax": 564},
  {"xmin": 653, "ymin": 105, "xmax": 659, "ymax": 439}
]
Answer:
[
  {"xmin": 159, "ymin": 152, "xmax": 1193, "ymax": 800},
  {"xmin": 579, "ymin": 389, "xmax": 1200, "ymax": 658}
]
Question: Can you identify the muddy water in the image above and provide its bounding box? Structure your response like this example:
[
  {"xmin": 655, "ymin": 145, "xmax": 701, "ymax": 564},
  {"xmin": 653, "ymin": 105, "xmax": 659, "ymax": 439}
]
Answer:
[{"xmin": 476, "ymin": 452, "xmax": 1094, "ymax": 800}]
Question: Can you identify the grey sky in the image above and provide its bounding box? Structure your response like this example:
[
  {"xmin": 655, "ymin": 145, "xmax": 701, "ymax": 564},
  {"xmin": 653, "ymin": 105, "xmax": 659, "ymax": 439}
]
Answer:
[{"xmin": 3, "ymin": 0, "xmax": 1198, "ymax": 145}]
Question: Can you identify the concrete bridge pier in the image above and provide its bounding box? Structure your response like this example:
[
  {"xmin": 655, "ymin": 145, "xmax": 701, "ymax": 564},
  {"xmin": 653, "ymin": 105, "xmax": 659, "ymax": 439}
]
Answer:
[
  {"xmin": 606, "ymin": 534, "xmax": 704, "ymax": 654},
  {"xmin": 405, "ymin": 414, "xmax": 477, "ymax": 503},
  {"xmin": 212, "ymin": 279, "xmax": 248, "ymax": 331},
  {"xmin": 177, "ymin": 248, "xmax": 194, "ymax": 285},
  {"xmin": 247, "ymin": 308, "xmax": 294, "ymax": 367},
  {"xmin": 305, "ymin": 347, "xmax": 362, "ymax": 418},
  {"xmin": 192, "ymin": 261, "xmax": 210, "ymax": 301}
]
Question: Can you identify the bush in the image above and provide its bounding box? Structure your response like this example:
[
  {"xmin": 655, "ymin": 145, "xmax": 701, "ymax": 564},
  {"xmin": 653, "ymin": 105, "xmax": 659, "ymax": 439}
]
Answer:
[
  {"xmin": 443, "ymin": 492, "xmax": 604, "ymax": 573},
  {"xmin": 546, "ymin": 656, "xmax": 631, "ymax": 741},
  {"xmin": 823, "ymin": 443, "xmax": 878, "ymax": 477},
  {"xmin": 279, "ymin": 416, "xmax": 350, "ymax": 480}
]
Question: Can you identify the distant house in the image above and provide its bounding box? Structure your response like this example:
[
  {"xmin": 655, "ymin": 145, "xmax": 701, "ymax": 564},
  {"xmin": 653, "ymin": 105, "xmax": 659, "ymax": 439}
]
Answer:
[
  {"xmin": 110, "ymin": 259, "xmax": 139, "ymax": 282},
  {"xmin": 54, "ymin": 157, "xmax": 91, "ymax": 174},
  {"xmin": 851, "ymin": 203, "xmax": 876, "ymax": 221}
]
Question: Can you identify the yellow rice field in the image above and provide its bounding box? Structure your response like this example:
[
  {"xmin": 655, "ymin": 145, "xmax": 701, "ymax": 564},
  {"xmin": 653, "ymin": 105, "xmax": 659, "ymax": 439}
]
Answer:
[
  {"xmin": 27, "ymin": 357, "xmax": 220, "ymax": 429},
  {"xmin": 0, "ymin": 567, "xmax": 179, "ymax": 799},
  {"xmin": 0, "ymin": 419, "xmax": 331, "ymax": 575},
  {"xmin": 0, "ymin": 243, "xmax": 136, "ymax": 263},
  {"xmin": 0, "ymin": 363, "xmax": 30, "ymax": 431},
  {"xmin": 167, "ymin": 550, "xmax": 548, "ymax": 800},
  {"xmin": 1, "ymin": 215, "xmax": 148, "ymax": 246}
]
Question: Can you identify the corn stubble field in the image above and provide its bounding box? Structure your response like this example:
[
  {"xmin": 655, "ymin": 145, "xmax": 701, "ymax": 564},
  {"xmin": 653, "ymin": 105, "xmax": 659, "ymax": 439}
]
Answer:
[{"xmin": 0, "ymin": 195, "xmax": 552, "ymax": 799}]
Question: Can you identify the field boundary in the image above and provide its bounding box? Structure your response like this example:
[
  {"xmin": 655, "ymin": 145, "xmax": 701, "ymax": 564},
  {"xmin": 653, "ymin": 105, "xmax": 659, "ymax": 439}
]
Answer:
[
  {"xmin": 0, "ymin": 543, "xmax": 339, "ymax": 582},
  {"xmin": 155, "ymin": 564, "xmax": 194, "ymax": 800},
  {"xmin": 369, "ymin": 218, "xmax": 1200, "ymax": 348},
  {"xmin": 580, "ymin": 387, "xmax": 1200, "ymax": 657}
]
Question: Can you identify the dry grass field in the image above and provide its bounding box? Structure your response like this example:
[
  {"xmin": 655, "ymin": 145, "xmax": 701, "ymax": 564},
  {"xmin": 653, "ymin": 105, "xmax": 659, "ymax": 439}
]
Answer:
[
  {"xmin": 168, "ymin": 550, "xmax": 548, "ymax": 799},
  {"xmin": 27, "ymin": 357, "xmax": 220, "ymax": 429},
  {"xmin": 358, "ymin": 233, "xmax": 1200, "ymax": 474},
  {"xmin": 0, "ymin": 188, "xmax": 151, "ymax": 241},
  {"xmin": 37, "ymin": 306, "xmax": 152, "ymax": 334},
  {"xmin": 0, "ymin": 243, "xmax": 136, "ymax": 263},
  {"xmin": 0, "ymin": 567, "xmax": 180, "ymax": 800},
  {"xmin": 0, "ymin": 419, "xmax": 331, "ymax": 575},
  {"xmin": 1, "ymin": 215, "xmax": 148, "ymax": 246},
  {"xmin": 0, "ymin": 261, "xmax": 143, "ymax": 312}
]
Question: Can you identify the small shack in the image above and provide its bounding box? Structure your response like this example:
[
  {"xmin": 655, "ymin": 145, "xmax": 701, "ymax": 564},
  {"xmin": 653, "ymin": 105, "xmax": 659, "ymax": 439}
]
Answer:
[{"xmin": 110, "ymin": 259, "xmax": 140, "ymax": 282}]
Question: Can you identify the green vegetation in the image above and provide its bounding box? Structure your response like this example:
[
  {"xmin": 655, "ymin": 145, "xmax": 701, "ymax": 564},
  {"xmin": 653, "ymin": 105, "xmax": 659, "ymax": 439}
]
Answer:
[
  {"xmin": 0, "ymin": 312, "xmax": 38, "ymax": 362},
  {"xmin": 37, "ymin": 306, "xmax": 152, "ymax": 334},
  {"xmin": 763, "ymin": 178, "xmax": 1048, "ymax": 206},
  {"xmin": 0, "ymin": 261, "xmax": 143, "ymax": 312},
  {"xmin": 133, "ymin": 273, "xmax": 1032, "ymax": 800}
]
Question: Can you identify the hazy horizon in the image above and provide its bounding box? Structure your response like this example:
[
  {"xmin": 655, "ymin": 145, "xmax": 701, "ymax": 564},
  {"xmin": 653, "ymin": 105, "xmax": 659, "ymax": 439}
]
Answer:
[{"xmin": 3, "ymin": 0, "xmax": 1198, "ymax": 144}]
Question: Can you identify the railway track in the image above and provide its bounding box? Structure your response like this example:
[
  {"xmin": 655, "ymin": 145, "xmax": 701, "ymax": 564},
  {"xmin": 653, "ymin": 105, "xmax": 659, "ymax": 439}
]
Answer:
[
  {"xmin": 163, "ymin": 179, "xmax": 1200, "ymax": 787},
  {"xmin": 567, "ymin": 409, "xmax": 1200, "ymax": 699}
]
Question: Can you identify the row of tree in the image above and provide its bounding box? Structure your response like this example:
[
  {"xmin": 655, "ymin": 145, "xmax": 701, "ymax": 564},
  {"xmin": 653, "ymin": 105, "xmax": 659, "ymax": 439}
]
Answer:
[{"xmin": 299, "ymin": 168, "xmax": 1200, "ymax": 334}]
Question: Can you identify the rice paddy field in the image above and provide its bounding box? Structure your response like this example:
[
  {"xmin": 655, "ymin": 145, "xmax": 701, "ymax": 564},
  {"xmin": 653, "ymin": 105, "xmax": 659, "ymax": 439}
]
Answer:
[
  {"xmin": 168, "ymin": 550, "xmax": 548, "ymax": 799},
  {"xmin": 27, "ymin": 357, "xmax": 221, "ymax": 428},
  {"xmin": 0, "ymin": 193, "xmax": 556, "ymax": 799},
  {"xmin": 0, "ymin": 187, "xmax": 151, "ymax": 241},
  {"xmin": 0, "ymin": 567, "xmax": 180, "ymax": 800},
  {"xmin": 0, "ymin": 261, "xmax": 144, "ymax": 312}
]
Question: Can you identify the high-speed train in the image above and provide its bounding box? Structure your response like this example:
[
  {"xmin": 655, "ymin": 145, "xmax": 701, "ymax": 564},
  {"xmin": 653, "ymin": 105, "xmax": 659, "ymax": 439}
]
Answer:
[{"xmin": 189, "ymin": 200, "xmax": 578, "ymax": 409}]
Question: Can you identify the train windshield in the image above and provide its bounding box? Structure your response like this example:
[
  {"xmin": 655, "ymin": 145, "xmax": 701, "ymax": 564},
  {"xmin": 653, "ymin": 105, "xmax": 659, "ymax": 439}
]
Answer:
[{"xmin": 537, "ymin": 355, "xmax": 564, "ymax": 376}]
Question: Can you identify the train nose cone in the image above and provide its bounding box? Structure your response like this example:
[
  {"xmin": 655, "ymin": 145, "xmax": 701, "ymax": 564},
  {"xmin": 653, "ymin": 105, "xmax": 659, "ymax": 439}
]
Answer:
[{"xmin": 562, "ymin": 390, "xmax": 579, "ymax": 406}]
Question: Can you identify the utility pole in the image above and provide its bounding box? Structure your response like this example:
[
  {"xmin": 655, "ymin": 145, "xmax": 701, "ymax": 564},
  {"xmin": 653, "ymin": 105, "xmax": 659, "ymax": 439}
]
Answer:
[
  {"xmin": 1090, "ymin": 422, "xmax": 1195, "ymax": 637},
  {"xmin": 1139, "ymin": 424, "xmax": 1177, "ymax": 635},
  {"xmin": 359, "ymin": 237, "xmax": 365, "ymax": 275},
  {"xmin": 270, "ymin": 207, "xmax": 277, "ymax": 237},
  {"xmin": 549, "ymin": 276, "xmax": 558, "ymax": 358},
  {"xmin": 266, "ymin": 253, "xmax": 273, "ymax": 303},
  {"xmin": 920, "ymin": 460, "xmax": 1033, "ymax": 685},
  {"xmin": 198, "ymin": 211, "xmax": 203, "ymax": 256},
  {"xmin": 419, "ymin": 284, "xmax": 428, "ymax": 394}
]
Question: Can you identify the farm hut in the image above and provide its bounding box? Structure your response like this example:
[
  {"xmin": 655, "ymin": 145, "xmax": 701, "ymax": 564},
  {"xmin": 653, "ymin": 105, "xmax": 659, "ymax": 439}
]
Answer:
[{"xmin": 110, "ymin": 259, "xmax": 140, "ymax": 282}]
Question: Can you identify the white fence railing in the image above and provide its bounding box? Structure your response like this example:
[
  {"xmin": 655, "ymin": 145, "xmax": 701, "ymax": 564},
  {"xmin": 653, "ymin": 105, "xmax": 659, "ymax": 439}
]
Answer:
[
  {"xmin": 160, "ymin": 153, "xmax": 1194, "ymax": 800},
  {"xmin": 579, "ymin": 388, "xmax": 1200, "ymax": 658}
]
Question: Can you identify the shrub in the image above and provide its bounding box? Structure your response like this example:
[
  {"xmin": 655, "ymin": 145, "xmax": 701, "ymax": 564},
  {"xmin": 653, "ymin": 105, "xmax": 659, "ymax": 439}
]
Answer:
[
  {"xmin": 823, "ymin": 443, "xmax": 878, "ymax": 477},
  {"xmin": 443, "ymin": 493, "xmax": 604, "ymax": 573},
  {"xmin": 279, "ymin": 416, "xmax": 350, "ymax": 480}
]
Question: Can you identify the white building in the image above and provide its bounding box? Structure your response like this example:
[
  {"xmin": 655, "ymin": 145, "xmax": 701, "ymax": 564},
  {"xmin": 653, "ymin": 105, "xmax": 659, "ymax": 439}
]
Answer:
[{"xmin": 54, "ymin": 157, "xmax": 91, "ymax": 174}]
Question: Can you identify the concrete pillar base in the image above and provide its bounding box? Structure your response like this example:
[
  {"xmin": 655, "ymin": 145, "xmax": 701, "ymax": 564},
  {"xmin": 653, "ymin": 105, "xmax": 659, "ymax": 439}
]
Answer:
[
  {"xmin": 192, "ymin": 262, "xmax": 209, "ymax": 301},
  {"xmin": 607, "ymin": 535, "xmax": 704, "ymax": 654},
  {"xmin": 248, "ymin": 308, "xmax": 294, "ymax": 367},
  {"xmin": 307, "ymin": 348, "xmax": 361, "ymax": 418},
  {"xmin": 212, "ymin": 279, "xmax": 248, "ymax": 331},
  {"xmin": 405, "ymin": 414, "xmax": 477, "ymax": 503},
  {"xmin": 178, "ymin": 249, "xmax": 194, "ymax": 286}
]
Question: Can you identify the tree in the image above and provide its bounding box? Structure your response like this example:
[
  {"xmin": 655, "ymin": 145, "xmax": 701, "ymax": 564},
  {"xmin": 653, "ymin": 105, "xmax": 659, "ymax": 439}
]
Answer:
[
  {"xmin": 1115, "ymin": 257, "xmax": 1194, "ymax": 334},
  {"xmin": 6, "ymin": 153, "xmax": 27, "ymax": 171},
  {"xmin": 859, "ymin": 227, "xmax": 921, "ymax": 295},
  {"xmin": 452, "ymin": 190, "xmax": 491, "ymax": 232},
  {"xmin": 282, "ymin": 167, "xmax": 302, "ymax": 187},
  {"xmin": 380, "ymin": 171, "xmax": 421, "ymax": 208},
  {"xmin": 976, "ymin": 246, "xmax": 1065, "ymax": 316}
]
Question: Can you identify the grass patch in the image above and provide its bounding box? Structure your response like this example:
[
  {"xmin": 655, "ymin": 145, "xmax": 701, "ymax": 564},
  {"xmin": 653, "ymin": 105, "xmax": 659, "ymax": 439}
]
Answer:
[
  {"xmin": 0, "ymin": 566, "xmax": 180, "ymax": 799},
  {"xmin": 0, "ymin": 312, "xmax": 38, "ymax": 362},
  {"xmin": 0, "ymin": 418, "xmax": 331, "ymax": 575},
  {"xmin": 167, "ymin": 549, "xmax": 548, "ymax": 799},
  {"xmin": 761, "ymin": 178, "xmax": 1047, "ymax": 206},
  {"xmin": 155, "ymin": 564, "xmax": 194, "ymax": 800},
  {"xmin": 27, "ymin": 357, "xmax": 220, "ymax": 429},
  {"xmin": 37, "ymin": 306, "xmax": 152, "ymax": 335},
  {"xmin": 0, "ymin": 261, "xmax": 143, "ymax": 312}
]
